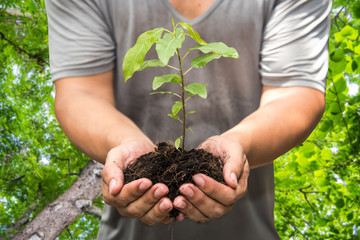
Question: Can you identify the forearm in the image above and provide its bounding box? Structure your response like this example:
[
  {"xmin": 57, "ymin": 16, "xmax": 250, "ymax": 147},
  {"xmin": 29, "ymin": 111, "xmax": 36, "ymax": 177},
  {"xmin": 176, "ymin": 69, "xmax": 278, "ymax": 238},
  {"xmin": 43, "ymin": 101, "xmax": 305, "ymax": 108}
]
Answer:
[
  {"xmin": 55, "ymin": 96, "xmax": 150, "ymax": 164},
  {"xmin": 222, "ymin": 86, "xmax": 325, "ymax": 169},
  {"xmin": 54, "ymin": 71, "xmax": 152, "ymax": 164}
]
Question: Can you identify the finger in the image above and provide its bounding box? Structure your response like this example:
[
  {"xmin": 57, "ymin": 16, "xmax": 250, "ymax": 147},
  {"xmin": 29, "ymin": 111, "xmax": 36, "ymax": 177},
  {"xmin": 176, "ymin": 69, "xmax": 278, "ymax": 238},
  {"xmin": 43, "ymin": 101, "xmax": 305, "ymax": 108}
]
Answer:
[
  {"xmin": 192, "ymin": 174, "xmax": 243, "ymax": 206},
  {"xmin": 179, "ymin": 183, "xmax": 232, "ymax": 220},
  {"xmin": 222, "ymin": 152, "xmax": 246, "ymax": 189},
  {"xmin": 118, "ymin": 183, "xmax": 169, "ymax": 218},
  {"xmin": 102, "ymin": 161, "xmax": 125, "ymax": 196},
  {"xmin": 102, "ymin": 178, "xmax": 152, "ymax": 207},
  {"xmin": 176, "ymin": 212, "xmax": 185, "ymax": 222},
  {"xmin": 173, "ymin": 195, "xmax": 210, "ymax": 223},
  {"xmin": 140, "ymin": 198, "xmax": 173, "ymax": 226},
  {"xmin": 102, "ymin": 145, "xmax": 134, "ymax": 195}
]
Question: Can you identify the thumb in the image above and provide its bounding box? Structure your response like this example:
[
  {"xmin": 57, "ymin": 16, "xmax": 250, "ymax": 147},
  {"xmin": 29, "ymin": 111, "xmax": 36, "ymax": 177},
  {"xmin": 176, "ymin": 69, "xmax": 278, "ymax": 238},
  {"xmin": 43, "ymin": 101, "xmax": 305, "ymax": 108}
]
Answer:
[
  {"xmin": 222, "ymin": 145, "xmax": 246, "ymax": 189},
  {"xmin": 102, "ymin": 148, "xmax": 128, "ymax": 196},
  {"xmin": 223, "ymin": 160, "xmax": 240, "ymax": 189},
  {"xmin": 102, "ymin": 161, "xmax": 124, "ymax": 196}
]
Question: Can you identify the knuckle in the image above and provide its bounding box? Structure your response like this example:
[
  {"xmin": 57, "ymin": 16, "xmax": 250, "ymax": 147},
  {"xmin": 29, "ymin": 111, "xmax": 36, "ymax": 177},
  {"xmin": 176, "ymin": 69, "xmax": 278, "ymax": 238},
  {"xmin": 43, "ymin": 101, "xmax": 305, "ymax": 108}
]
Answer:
[
  {"xmin": 211, "ymin": 207, "xmax": 225, "ymax": 219},
  {"xmin": 116, "ymin": 208, "xmax": 128, "ymax": 217},
  {"xmin": 125, "ymin": 205, "xmax": 143, "ymax": 219},
  {"xmin": 192, "ymin": 195, "xmax": 206, "ymax": 207},
  {"xmin": 116, "ymin": 199, "xmax": 128, "ymax": 208},
  {"xmin": 198, "ymin": 216, "xmax": 210, "ymax": 223},
  {"xmin": 143, "ymin": 195, "xmax": 157, "ymax": 206},
  {"xmin": 206, "ymin": 185, "xmax": 218, "ymax": 196},
  {"xmin": 222, "ymin": 194, "xmax": 236, "ymax": 206},
  {"xmin": 140, "ymin": 218, "xmax": 155, "ymax": 226}
]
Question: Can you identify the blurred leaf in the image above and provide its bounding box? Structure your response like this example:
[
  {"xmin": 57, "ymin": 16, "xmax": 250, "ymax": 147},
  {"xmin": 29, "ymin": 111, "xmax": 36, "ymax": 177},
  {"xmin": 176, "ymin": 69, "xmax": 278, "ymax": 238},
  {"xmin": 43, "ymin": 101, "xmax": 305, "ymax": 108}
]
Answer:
[
  {"xmin": 123, "ymin": 28, "xmax": 164, "ymax": 81},
  {"xmin": 184, "ymin": 83, "xmax": 208, "ymax": 98}
]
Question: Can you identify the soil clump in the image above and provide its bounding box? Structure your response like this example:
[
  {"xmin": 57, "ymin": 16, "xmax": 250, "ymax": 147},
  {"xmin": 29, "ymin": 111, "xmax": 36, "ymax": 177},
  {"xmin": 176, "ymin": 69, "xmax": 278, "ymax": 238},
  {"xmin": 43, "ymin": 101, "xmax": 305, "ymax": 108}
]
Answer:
[{"xmin": 124, "ymin": 142, "xmax": 225, "ymax": 218}]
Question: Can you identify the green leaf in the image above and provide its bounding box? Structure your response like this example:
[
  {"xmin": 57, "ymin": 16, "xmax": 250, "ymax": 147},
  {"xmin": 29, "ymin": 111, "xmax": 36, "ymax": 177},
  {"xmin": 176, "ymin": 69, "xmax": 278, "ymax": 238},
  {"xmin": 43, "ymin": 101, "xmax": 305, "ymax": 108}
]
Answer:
[
  {"xmin": 153, "ymin": 74, "xmax": 181, "ymax": 90},
  {"xmin": 172, "ymin": 101, "xmax": 183, "ymax": 115},
  {"xmin": 334, "ymin": 77, "xmax": 347, "ymax": 93},
  {"xmin": 335, "ymin": 25, "xmax": 358, "ymax": 42},
  {"xmin": 347, "ymin": 212, "xmax": 354, "ymax": 221},
  {"xmin": 191, "ymin": 53, "xmax": 222, "ymax": 68},
  {"xmin": 179, "ymin": 22, "xmax": 207, "ymax": 45},
  {"xmin": 316, "ymin": 218, "xmax": 327, "ymax": 227},
  {"xmin": 168, "ymin": 113, "xmax": 180, "ymax": 121},
  {"xmin": 123, "ymin": 27, "xmax": 164, "ymax": 81},
  {"xmin": 331, "ymin": 49, "xmax": 345, "ymax": 62},
  {"xmin": 149, "ymin": 91, "xmax": 180, "ymax": 97},
  {"xmin": 184, "ymin": 83, "xmax": 208, "ymax": 98},
  {"xmin": 190, "ymin": 42, "xmax": 239, "ymax": 58},
  {"xmin": 187, "ymin": 110, "xmax": 196, "ymax": 115},
  {"xmin": 138, "ymin": 60, "xmax": 166, "ymax": 71},
  {"xmin": 319, "ymin": 120, "xmax": 333, "ymax": 132},
  {"xmin": 156, "ymin": 27, "xmax": 185, "ymax": 65},
  {"xmin": 187, "ymin": 126, "xmax": 195, "ymax": 134},
  {"xmin": 335, "ymin": 198, "xmax": 345, "ymax": 209},
  {"xmin": 175, "ymin": 137, "xmax": 181, "ymax": 149},
  {"xmin": 351, "ymin": 60, "xmax": 358, "ymax": 72}
]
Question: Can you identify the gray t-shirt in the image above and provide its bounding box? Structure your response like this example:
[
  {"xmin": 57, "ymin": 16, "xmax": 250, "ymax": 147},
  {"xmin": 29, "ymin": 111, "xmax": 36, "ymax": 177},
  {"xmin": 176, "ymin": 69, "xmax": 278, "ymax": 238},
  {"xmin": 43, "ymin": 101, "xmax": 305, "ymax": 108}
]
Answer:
[{"xmin": 46, "ymin": 0, "xmax": 331, "ymax": 239}]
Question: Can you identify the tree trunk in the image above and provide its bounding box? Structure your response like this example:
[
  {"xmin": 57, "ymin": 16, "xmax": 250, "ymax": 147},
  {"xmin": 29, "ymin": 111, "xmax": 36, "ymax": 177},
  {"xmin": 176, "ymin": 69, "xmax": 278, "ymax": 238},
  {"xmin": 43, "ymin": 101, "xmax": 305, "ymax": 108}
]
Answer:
[{"xmin": 12, "ymin": 160, "xmax": 103, "ymax": 240}]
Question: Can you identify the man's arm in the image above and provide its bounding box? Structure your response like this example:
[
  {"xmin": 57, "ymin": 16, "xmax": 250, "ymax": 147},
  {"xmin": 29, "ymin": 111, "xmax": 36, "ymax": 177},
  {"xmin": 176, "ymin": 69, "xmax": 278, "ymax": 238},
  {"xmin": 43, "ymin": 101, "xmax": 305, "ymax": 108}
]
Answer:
[
  {"xmin": 53, "ymin": 70, "xmax": 152, "ymax": 163},
  {"xmin": 223, "ymin": 85, "xmax": 325, "ymax": 168},
  {"xmin": 174, "ymin": 86, "xmax": 325, "ymax": 222},
  {"xmin": 54, "ymin": 71, "xmax": 174, "ymax": 225}
]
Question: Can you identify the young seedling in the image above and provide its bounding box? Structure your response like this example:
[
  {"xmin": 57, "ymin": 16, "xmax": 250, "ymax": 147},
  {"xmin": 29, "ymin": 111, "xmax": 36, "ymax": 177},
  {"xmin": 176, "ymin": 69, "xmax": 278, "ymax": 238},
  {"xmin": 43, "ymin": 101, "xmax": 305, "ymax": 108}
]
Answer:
[{"xmin": 123, "ymin": 20, "xmax": 239, "ymax": 152}]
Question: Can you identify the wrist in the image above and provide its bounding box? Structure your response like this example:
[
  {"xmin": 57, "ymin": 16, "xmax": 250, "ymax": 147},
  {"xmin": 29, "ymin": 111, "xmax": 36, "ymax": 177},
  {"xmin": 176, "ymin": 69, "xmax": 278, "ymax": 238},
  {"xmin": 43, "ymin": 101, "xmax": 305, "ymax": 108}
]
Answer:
[{"xmin": 221, "ymin": 127, "xmax": 251, "ymax": 158}]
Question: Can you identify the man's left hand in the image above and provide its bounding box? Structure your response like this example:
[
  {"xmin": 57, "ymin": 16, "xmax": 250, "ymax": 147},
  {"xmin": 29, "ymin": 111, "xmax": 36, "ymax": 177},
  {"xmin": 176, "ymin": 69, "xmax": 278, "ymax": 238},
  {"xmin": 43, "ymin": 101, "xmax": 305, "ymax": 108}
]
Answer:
[{"xmin": 173, "ymin": 135, "xmax": 250, "ymax": 222}]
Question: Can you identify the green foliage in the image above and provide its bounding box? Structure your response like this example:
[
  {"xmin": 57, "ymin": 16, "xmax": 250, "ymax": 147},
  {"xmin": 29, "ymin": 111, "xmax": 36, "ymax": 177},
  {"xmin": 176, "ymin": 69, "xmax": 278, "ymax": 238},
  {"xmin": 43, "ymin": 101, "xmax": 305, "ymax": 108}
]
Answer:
[
  {"xmin": 274, "ymin": 1, "xmax": 360, "ymax": 238},
  {"xmin": 0, "ymin": 1, "xmax": 99, "ymax": 239},
  {"xmin": 153, "ymin": 74, "xmax": 181, "ymax": 90},
  {"xmin": 156, "ymin": 27, "xmax": 185, "ymax": 65},
  {"xmin": 123, "ymin": 20, "xmax": 239, "ymax": 150},
  {"xmin": 123, "ymin": 27, "xmax": 165, "ymax": 81}
]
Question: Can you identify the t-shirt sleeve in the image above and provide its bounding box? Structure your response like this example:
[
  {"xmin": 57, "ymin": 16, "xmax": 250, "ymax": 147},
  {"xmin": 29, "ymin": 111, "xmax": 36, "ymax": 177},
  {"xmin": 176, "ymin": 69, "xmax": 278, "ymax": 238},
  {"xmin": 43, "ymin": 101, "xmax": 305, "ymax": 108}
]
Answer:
[
  {"xmin": 46, "ymin": 0, "xmax": 115, "ymax": 82},
  {"xmin": 260, "ymin": 0, "xmax": 332, "ymax": 92}
]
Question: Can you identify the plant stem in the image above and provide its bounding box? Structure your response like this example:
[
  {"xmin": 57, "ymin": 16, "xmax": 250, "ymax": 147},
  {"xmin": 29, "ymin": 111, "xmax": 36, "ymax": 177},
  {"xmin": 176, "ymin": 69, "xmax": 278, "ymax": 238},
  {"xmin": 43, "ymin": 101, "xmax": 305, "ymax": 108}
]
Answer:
[{"xmin": 176, "ymin": 48, "xmax": 186, "ymax": 153}]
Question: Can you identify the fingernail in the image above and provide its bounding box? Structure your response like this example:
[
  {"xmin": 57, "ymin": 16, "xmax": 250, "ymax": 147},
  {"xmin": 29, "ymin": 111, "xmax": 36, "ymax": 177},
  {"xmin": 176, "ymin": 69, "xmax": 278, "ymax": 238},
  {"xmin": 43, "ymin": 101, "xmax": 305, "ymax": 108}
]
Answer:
[
  {"xmin": 231, "ymin": 172, "xmax": 238, "ymax": 187},
  {"xmin": 181, "ymin": 186, "xmax": 194, "ymax": 198},
  {"xmin": 174, "ymin": 199, "xmax": 186, "ymax": 209},
  {"xmin": 154, "ymin": 186, "xmax": 167, "ymax": 198},
  {"xmin": 109, "ymin": 179, "xmax": 117, "ymax": 194},
  {"xmin": 159, "ymin": 199, "xmax": 171, "ymax": 212},
  {"xmin": 139, "ymin": 180, "xmax": 151, "ymax": 191},
  {"xmin": 193, "ymin": 174, "xmax": 205, "ymax": 187}
]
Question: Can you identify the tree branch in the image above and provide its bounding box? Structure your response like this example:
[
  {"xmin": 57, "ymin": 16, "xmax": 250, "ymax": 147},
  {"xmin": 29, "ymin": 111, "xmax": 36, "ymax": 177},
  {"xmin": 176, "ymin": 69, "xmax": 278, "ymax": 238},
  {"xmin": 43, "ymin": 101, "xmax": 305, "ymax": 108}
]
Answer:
[
  {"xmin": 298, "ymin": 187, "xmax": 317, "ymax": 213},
  {"xmin": 0, "ymin": 31, "xmax": 48, "ymax": 67},
  {"xmin": 11, "ymin": 160, "xmax": 103, "ymax": 240},
  {"xmin": 85, "ymin": 205, "xmax": 103, "ymax": 218},
  {"xmin": 329, "ymin": 74, "xmax": 358, "ymax": 156}
]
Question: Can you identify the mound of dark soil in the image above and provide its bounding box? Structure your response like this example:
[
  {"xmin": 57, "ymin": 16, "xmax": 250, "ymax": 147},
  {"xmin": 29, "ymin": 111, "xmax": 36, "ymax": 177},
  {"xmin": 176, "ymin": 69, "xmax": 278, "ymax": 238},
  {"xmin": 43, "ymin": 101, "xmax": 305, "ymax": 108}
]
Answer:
[{"xmin": 124, "ymin": 142, "xmax": 225, "ymax": 218}]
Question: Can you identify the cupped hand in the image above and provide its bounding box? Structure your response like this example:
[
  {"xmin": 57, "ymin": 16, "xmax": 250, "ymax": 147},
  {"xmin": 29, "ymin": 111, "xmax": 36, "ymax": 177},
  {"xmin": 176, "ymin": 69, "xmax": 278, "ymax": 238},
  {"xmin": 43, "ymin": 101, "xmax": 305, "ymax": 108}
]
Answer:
[
  {"xmin": 101, "ymin": 139, "xmax": 174, "ymax": 225},
  {"xmin": 173, "ymin": 135, "xmax": 250, "ymax": 222}
]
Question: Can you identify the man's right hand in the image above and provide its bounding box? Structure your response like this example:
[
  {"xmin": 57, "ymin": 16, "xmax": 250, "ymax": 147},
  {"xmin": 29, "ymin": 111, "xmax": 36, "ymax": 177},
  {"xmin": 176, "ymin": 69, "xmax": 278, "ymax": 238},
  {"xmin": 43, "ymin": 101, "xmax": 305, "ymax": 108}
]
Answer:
[
  {"xmin": 54, "ymin": 71, "xmax": 176, "ymax": 225},
  {"xmin": 101, "ymin": 139, "xmax": 174, "ymax": 226}
]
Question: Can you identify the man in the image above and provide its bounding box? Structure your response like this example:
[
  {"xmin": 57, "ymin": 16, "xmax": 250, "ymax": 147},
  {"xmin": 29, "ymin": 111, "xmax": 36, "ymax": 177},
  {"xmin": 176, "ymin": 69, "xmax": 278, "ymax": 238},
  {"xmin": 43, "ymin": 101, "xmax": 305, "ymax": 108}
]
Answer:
[{"xmin": 46, "ymin": 0, "xmax": 331, "ymax": 239}]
